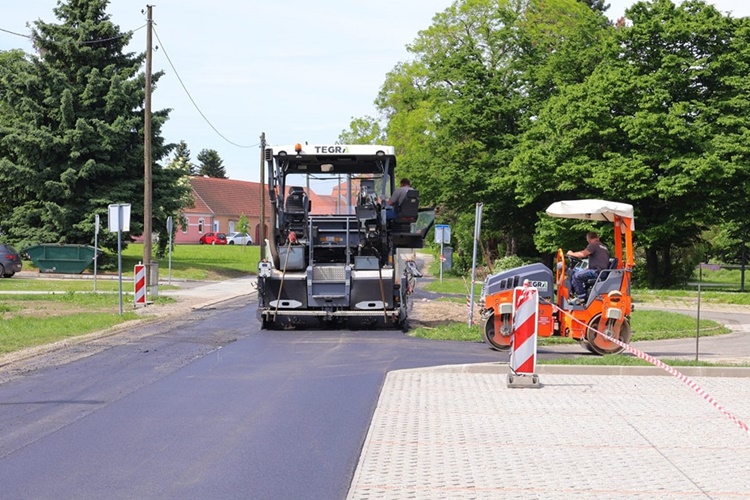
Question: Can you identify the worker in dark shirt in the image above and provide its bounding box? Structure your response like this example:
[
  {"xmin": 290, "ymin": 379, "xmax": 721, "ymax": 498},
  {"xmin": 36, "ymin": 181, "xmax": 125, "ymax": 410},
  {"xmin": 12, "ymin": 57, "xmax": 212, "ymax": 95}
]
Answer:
[
  {"xmin": 567, "ymin": 231, "xmax": 609, "ymax": 300},
  {"xmin": 385, "ymin": 178, "xmax": 414, "ymax": 220}
]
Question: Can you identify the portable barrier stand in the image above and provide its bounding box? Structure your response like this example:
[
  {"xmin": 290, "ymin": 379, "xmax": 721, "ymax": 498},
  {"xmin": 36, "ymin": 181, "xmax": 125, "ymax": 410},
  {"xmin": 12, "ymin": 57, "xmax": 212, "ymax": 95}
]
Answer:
[
  {"xmin": 508, "ymin": 280, "xmax": 541, "ymax": 388},
  {"xmin": 134, "ymin": 263, "xmax": 147, "ymax": 307}
]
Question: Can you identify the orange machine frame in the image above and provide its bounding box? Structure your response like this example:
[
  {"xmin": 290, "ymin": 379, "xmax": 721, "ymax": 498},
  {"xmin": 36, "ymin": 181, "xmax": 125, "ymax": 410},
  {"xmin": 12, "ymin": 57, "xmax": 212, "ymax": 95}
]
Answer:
[{"xmin": 485, "ymin": 209, "xmax": 634, "ymax": 355}]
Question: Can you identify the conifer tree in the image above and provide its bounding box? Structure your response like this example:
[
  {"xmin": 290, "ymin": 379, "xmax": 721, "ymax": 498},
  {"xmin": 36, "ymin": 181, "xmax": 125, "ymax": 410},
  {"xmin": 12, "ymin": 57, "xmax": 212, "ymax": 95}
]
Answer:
[
  {"xmin": 0, "ymin": 0, "xmax": 189, "ymax": 252},
  {"xmin": 197, "ymin": 149, "xmax": 227, "ymax": 178}
]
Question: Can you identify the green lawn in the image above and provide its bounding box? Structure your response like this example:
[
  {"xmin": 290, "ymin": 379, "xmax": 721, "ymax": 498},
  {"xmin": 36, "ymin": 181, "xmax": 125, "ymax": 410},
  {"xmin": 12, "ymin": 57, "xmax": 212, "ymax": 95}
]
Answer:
[
  {"xmin": 410, "ymin": 309, "xmax": 729, "ymax": 344},
  {"xmin": 0, "ymin": 241, "xmax": 259, "ymax": 355},
  {"xmin": 0, "ymin": 292, "xmax": 143, "ymax": 354},
  {"xmin": 5, "ymin": 246, "xmax": 747, "ymax": 365},
  {"xmin": 22, "ymin": 243, "xmax": 261, "ymax": 281}
]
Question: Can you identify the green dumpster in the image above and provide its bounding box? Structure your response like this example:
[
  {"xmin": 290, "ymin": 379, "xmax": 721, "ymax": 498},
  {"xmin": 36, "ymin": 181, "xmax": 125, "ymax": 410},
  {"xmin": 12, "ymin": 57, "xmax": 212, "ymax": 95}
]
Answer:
[{"xmin": 24, "ymin": 244, "xmax": 98, "ymax": 274}]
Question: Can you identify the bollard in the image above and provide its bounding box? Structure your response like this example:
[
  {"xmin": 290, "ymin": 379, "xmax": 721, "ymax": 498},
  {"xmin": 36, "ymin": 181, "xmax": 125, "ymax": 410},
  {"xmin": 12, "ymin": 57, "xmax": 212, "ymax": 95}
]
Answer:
[
  {"xmin": 508, "ymin": 280, "xmax": 541, "ymax": 388},
  {"xmin": 134, "ymin": 263, "xmax": 146, "ymax": 307}
]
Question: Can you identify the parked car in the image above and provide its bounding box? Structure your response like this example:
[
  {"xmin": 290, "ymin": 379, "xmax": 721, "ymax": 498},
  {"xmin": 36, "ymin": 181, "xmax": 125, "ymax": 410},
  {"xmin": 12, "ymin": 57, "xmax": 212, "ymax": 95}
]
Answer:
[
  {"xmin": 198, "ymin": 232, "xmax": 227, "ymax": 245},
  {"xmin": 0, "ymin": 244, "xmax": 23, "ymax": 277},
  {"xmin": 226, "ymin": 232, "xmax": 253, "ymax": 245}
]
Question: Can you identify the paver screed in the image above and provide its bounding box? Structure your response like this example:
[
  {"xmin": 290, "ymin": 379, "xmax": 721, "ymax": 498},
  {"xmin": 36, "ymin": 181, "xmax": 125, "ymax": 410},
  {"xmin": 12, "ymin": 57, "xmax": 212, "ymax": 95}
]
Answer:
[{"xmin": 347, "ymin": 369, "xmax": 750, "ymax": 499}]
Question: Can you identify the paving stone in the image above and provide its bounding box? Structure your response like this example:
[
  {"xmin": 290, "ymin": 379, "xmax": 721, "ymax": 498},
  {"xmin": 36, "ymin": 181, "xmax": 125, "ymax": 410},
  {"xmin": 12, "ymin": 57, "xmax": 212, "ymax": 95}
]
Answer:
[{"xmin": 348, "ymin": 371, "xmax": 750, "ymax": 499}]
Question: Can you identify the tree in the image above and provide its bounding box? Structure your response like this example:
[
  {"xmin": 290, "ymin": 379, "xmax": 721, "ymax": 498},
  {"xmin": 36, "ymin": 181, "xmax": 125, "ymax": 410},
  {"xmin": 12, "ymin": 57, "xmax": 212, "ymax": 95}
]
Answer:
[
  {"xmin": 0, "ymin": 0, "xmax": 190, "ymax": 255},
  {"xmin": 338, "ymin": 116, "xmax": 386, "ymax": 144},
  {"xmin": 236, "ymin": 213, "xmax": 250, "ymax": 250},
  {"xmin": 375, "ymin": 0, "xmax": 609, "ymax": 269},
  {"xmin": 197, "ymin": 149, "xmax": 227, "ymax": 178},
  {"xmin": 578, "ymin": 0, "xmax": 609, "ymax": 13},
  {"xmin": 514, "ymin": 0, "xmax": 750, "ymax": 286},
  {"xmin": 168, "ymin": 140, "xmax": 195, "ymax": 175}
]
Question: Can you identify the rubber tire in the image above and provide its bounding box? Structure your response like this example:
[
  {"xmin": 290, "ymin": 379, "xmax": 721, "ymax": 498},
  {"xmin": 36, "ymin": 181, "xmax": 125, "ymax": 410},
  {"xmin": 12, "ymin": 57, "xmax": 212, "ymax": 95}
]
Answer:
[
  {"xmin": 3, "ymin": 272, "xmax": 14, "ymax": 278},
  {"xmin": 0, "ymin": 264, "xmax": 5, "ymax": 277},
  {"xmin": 228, "ymin": 241, "xmax": 235, "ymax": 245}
]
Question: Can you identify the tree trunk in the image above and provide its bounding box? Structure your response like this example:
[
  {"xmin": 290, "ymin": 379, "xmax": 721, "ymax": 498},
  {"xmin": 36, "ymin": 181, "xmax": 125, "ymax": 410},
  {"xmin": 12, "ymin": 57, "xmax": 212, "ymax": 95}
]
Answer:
[
  {"xmin": 662, "ymin": 245, "xmax": 672, "ymax": 287},
  {"xmin": 646, "ymin": 246, "xmax": 660, "ymax": 288}
]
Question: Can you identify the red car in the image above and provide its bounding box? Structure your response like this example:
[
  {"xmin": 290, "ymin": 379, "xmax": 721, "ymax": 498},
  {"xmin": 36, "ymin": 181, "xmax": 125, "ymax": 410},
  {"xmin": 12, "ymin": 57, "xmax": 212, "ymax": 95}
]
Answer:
[{"xmin": 198, "ymin": 232, "xmax": 227, "ymax": 245}]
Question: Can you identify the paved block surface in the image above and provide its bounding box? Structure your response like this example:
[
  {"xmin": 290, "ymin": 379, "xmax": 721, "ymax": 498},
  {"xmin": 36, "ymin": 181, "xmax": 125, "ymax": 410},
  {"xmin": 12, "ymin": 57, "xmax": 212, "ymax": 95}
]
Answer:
[{"xmin": 348, "ymin": 369, "xmax": 750, "ymax": 499}]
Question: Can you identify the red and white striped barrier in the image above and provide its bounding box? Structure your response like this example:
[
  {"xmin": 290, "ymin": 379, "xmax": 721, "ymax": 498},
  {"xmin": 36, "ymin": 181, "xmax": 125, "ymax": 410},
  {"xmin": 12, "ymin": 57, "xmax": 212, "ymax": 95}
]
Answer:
[
  {"xmin": 134, "ymin": 264, "xmax": 146, "ymax": 307},
  {"xmin": 549, "ymin": 301, "xmax": 750, "ymax": 437},
  {"xmin": 510, "ymin": 282, "xmax": 538, "ymax": 375}
]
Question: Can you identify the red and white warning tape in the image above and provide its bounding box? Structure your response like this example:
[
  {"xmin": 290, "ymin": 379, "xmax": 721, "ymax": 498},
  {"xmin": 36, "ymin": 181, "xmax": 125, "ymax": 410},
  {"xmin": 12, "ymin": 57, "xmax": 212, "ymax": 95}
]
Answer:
[{"xmin": 547, "ymin": 300, "xmax": 750, "ymax": 437}]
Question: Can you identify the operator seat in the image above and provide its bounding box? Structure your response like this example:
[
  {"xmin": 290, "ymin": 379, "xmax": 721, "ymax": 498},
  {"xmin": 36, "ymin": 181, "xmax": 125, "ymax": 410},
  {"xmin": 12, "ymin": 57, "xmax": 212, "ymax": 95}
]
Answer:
[
  {"xmin": 582, "ymin": 257, "xmax": 620, "ymax": 298},
  {"xmin": 285, "ymin": 186, "xmax": 308, "ymax": 236},
  {"xmin": 391, "ymin": 189, "xmax": 419, "ymax": 232}
]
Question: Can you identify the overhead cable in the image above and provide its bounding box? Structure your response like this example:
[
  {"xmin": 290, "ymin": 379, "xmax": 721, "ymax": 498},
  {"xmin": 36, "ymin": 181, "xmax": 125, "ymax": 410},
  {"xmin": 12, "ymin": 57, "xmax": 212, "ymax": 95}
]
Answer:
[
  {"xmin": 0, "ymin": 24, "xmax": 146, "ymax": 46},
  {"xmin": 152, "ymin": 25, "xmax": 257, "ymax": 149}
]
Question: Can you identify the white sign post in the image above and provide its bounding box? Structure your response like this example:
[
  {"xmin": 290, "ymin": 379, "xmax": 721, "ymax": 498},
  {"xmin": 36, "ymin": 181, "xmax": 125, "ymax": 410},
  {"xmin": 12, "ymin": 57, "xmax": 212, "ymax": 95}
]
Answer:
[
  {"xmin": 108, "ymin": 204, "xmax": 131, "ymax": 315},
  {"xmin": 469, "ymin": 203, "xmax": 483, "ymax": 327},
  {"xmin": 167, "ymin": 216, "xmax": 173, "ymax": 285},
  {"xmin": 93, "ymin": 214, "xmax": 99, "ymax": 292}
]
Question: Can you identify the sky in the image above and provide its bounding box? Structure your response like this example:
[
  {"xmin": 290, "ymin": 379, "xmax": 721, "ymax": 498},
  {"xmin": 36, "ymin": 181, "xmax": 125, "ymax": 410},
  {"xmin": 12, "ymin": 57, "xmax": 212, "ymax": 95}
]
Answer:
[{"xmin": 2, "ymin": 0, "xmax": 749, "ymax": 186}]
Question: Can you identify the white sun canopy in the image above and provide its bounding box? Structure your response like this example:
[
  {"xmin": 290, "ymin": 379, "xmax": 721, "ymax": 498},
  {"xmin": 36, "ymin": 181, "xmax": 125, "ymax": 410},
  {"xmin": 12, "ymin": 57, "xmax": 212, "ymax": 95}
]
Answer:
[{"xmin": 546, "ymin": 199, "xmax": 634, "ymax": 225}]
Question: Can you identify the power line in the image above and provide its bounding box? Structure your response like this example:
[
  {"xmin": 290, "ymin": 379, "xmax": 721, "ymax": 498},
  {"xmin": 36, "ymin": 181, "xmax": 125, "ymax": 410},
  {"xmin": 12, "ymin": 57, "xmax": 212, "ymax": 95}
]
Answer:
[
  {"xmin": 79, "ymin": 24, "xmax": 146, "ymax": 44},
  {"xmin": 0, "ymin": 27, "xmax": 31, "ymax": 39},
  {"xmin": 152, "ymin": 25, "xmax": 257, "ymax": 149},
  {"xmin": 0, "ymin": 24, "xmax": 146, "ymax": 45}
]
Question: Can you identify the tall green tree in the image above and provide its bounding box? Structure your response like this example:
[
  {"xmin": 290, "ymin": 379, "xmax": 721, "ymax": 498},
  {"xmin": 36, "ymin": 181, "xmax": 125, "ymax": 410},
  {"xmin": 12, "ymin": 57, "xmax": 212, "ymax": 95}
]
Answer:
[
  {"xmin": 0, "ymin": 0, "xmax": 189, "ymax": 254},
  {"xmin": 375, "ymin": 0, "xmax": 609, "ymax": 268},
  {"xmin": 514, "ymin": 0, "xmax": 750, "ymax": 286},
  {"xmin": 197, "ymin": 148, "xmax": 227, "ymax": 178}
]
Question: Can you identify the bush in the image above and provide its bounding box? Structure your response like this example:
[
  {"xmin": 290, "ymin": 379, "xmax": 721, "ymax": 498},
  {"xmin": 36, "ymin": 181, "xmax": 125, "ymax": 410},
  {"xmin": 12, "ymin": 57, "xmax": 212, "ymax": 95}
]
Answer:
[{"xmin": 494, "ymin": 254, "xmax": 526, "ymax": 271}]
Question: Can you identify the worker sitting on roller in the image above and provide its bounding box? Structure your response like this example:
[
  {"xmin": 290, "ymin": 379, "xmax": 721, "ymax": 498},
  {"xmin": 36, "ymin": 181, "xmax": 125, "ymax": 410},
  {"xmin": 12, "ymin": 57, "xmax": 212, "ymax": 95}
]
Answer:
[{"xmin": 566, "ymin": 231, "xmax": 609, "ymax": 303}]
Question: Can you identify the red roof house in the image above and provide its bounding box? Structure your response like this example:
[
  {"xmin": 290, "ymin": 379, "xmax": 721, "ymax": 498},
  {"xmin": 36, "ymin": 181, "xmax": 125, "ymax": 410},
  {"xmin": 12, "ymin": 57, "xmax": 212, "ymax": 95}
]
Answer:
[{"xmin": 177, "ymin": 176, "xmax": 272, "ymax": 244}]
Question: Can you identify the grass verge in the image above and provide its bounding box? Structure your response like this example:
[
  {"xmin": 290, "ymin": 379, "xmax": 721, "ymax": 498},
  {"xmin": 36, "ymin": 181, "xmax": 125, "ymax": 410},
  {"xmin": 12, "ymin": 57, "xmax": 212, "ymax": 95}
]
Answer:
[
  {"xmin": 121, "ymin": 244, "xmax": 259, "ymax": 281},
  {"xmin": 0, "ymin": 291, "xmax": 168, "ymax": 354},
  {"xmin": 410, "ymin": 310, "xmax": 729, "ymax": 344},
  {"xmin": 0, "ymin": 311, "xmax": 139, "ymax": 355},
  {"xmin": 539, "ymin": 355, "xmax": 749, "ymax": 367}
]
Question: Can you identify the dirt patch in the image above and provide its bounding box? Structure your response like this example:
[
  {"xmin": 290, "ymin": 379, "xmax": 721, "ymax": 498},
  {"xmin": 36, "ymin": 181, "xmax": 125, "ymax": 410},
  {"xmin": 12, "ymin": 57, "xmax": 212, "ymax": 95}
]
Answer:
[
  {"xmin": 409, "ymin": 298, "xmax": 481, "ymax": 327},
  {"xmin": 2, "ymin": 299, "xmax": 97, "ymax": 319},
  {"xmin": 408, "ymin": 252, "xmax": 483, "ymax": 328}
]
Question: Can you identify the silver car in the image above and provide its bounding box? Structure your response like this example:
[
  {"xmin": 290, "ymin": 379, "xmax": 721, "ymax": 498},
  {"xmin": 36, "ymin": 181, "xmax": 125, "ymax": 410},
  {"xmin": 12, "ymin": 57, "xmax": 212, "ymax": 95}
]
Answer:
[{"xmin": 226, "ymin": 232, "xmax": 253, "ymax": 245}]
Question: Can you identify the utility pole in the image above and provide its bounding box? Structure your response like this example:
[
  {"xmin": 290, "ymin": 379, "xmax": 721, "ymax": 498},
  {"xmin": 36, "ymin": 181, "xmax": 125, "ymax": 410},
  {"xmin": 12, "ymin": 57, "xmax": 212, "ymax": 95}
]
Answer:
[
  {"xmin": 259, "ymin": 132, "xmax": 266, "ymax": 260},
  {"xmin": 143, "ymin": 5, "xmax": 153, "ymax": 283}
]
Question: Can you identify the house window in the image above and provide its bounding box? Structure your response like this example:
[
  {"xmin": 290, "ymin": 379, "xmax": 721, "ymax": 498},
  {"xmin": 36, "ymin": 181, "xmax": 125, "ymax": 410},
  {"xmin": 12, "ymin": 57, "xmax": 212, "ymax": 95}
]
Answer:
[
  {"xmin": 182, "ymin": 216, "xmax": 188, "ymax": 233},
  {"xmin": 214, "ymin": 221, "xmax": 220, "ymax": 232},
  {"xmin": 198, "ymin": 218, "xmax": 204, "ymax": 233},
  {"xmin": 228, "ymin": 221, "xmax": 236, "ymax": 233}
]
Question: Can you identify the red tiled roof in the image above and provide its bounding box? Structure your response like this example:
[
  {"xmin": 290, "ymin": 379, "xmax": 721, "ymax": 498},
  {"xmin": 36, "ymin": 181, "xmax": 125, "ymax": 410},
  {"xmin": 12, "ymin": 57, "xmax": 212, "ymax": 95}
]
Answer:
[
  {"xmin": 188, "ymin": 176, "xmax": 271, "ymax": 216},
  {"xmin": 187, "ymin": 176, "xmax": 369, "ymax": 218}
]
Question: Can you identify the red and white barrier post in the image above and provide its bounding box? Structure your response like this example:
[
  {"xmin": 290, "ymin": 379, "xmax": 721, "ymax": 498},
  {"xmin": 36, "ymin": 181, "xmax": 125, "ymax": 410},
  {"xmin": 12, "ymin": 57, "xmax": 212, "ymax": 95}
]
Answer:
[
  {"xmin": 134, "ymin": 263, "xmax": 146, "ymax": 307},
  {"xmin": 508, "ymin": 280, "xmax": 541, "ymax": 388}
]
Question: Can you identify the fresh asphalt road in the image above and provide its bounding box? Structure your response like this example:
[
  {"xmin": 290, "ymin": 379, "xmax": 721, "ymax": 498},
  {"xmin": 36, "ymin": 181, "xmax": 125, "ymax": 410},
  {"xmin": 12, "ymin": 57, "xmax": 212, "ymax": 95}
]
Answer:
[
  {"xmin": 0, "ymin": 297, "xmax": 508, "ymax": 500},
  {"xmin": 2, "ymin": 296, "xmax": 747, "ymax": 499}
]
